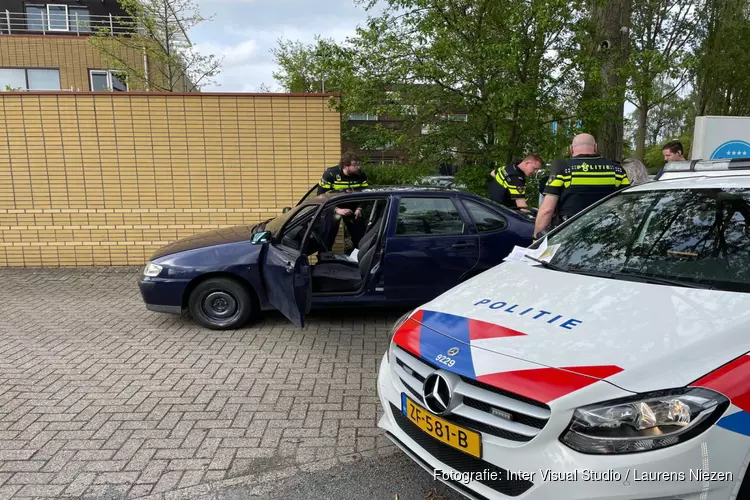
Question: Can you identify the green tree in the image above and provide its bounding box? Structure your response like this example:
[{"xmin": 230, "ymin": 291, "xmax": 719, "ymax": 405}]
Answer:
[
  {"xmin": 578, "ymin": 0, "xmax": 633, "ymax": 162},
  {"xmin": 627, "ymin": 0, "xmax": 697, "ymax": 159},
  {"xmin": 299, "ymin": 0, "xmax": 583, "ymax": 169},
  {"xmin": 270, "ymin": 37, "xmax": 352, "ymax": 93},
  {"xmin": 88, "ymin": 0, "xmax": 222, "ymax": 92},
  {"xmin": 694, "ymin": 0, "xmax": 750, "ymax": 116}
]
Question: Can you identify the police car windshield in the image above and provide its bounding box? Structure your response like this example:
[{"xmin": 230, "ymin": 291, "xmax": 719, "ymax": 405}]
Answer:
[{"xmin": 546, "ymin": 188, "xmax": 750, "ymax": 293}]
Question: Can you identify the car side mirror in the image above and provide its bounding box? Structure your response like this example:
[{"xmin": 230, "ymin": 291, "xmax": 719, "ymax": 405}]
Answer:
[
  {"xmin": 282, "ymin": 207, "xmax": 291, "ymax": 214},
  {"xmin": 251, "ymin": 231, "xmax": 271, "ymax": 245}
]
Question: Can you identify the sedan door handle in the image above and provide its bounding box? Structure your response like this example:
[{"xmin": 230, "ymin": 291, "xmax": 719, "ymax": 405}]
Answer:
[
  {"xmin": 285, "ymin": 261, "xmax": 294, "ymax": 273},
  {"xmin": 452, "ymin": 242, "xmax": 476, "ymax": 249}
]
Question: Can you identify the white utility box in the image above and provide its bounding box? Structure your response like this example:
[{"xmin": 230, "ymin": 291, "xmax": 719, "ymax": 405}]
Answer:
[{"xmin": 691, "ymin": 115, "xmax": 750, "ymax": 160}]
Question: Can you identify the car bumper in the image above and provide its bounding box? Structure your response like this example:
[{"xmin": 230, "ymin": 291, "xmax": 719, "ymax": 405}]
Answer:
[
  {"xmin": 138, "ymin": 276, "xmax": 190, "ymax": 314},
  {"xmin": 376, "ymin": 353, "xmax": 749, "ymax": 500}
]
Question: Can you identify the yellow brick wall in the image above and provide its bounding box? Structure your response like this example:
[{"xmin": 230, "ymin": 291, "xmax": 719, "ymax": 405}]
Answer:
[
  {"xmin": 0, "ymin": 92, "xmax": 342, "ymax": 267},
  {"xmin": 0, "ymin": 35, "xmax": 149, "ymax": 91}
]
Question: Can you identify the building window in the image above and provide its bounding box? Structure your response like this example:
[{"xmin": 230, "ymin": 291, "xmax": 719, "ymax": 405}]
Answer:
[
  {"xmin": 90, "ymin": 70, "xmax": 128, "ymax": 92},
  {"xmin": 24, "ymin": 4, "xmax": 89, "ymax": 32},
  {"xmin": 25, "ymin": 5, "xmax": 46, "ymax": 31},
  {"xmin": 348, "ymin": 113, "xmax": 378, "ymax": 121},
  {"xmin": 46, "ymin": 4, "xmax": 68, "ymax": 31},
  {"xmin": 0, "ymin": 68, "xmax": 60, "ymax": 91},
  {"xmin": 69, "ymin": 7, "xmax": 90, "ymax": 32}
]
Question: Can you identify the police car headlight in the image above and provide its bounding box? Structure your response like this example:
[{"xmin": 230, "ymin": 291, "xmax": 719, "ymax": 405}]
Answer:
[
  {"xmin": 560, "ymin": 387, "xmax": 728, "ymax": 454},
  {"xmin": 143, "ymin": 262, "xmax": 163, "ymax": 277},
  {"xmin": 388, "ymin": 309, "xmax": 415, "ymax": 362}
]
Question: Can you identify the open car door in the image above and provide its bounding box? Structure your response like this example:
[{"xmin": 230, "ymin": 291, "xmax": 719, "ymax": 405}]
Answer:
[{"xmin": 259, "ymin": 205, "xmax": 318, "ymax": 328}]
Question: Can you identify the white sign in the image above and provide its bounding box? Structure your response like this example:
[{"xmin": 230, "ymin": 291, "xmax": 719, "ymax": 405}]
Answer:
[{"xmin": 691, "ymin": 116, "xmax": 750, "ymax": 160}]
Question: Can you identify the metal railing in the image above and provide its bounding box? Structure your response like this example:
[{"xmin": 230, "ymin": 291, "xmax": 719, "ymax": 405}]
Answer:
[{"xmin": 1, "ymin": 10, "xmax": 138, "ymax": 36}]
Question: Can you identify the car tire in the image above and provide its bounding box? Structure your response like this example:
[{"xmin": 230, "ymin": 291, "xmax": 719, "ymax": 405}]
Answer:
[{"xmin": 188, "ymin": 277, "xmax": 255, "ymax": 330}]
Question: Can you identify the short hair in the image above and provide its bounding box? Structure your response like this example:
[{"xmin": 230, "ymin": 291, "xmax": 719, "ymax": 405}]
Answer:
[
  {"xmin": 662, "ymin": 140, "xmax": 683, "ymax": 154},
  {"xmin": 621, "ymin": 158, "xmax": 649, "ymax": 185},
  {"xmin": 524, "ymin": 153, "xmax": 544, "ymax": 165},
  {"xmin": 339, "ymin": 152, "xmax": 360, "ymax": 168}
]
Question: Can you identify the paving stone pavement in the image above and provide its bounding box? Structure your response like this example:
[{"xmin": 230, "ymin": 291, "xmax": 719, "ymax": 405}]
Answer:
[{"xmin": 0, "ymin": 267, "xmax": 409, "ymax": 499}]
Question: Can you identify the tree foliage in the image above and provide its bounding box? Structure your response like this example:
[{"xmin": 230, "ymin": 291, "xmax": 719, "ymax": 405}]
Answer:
[
  {"xmin": 628, "ymin": 0, "xmax": 697, "ymax": 159},
  {"xmin": 694, "ymin": 0, "xmax": 750, "ymax": 116},
  {"xmin": 270, "ymin": 0, "xmax": 750, "ymax": 181},
  {"xmin": 88, "ymin": 0, "xmax": 222, "ymax": 92}
]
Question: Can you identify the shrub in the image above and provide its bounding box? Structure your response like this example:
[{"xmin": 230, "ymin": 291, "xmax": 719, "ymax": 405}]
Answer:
[{"xmin": 362, "ymin": 162, "xmax": 436, "ymax": 186}]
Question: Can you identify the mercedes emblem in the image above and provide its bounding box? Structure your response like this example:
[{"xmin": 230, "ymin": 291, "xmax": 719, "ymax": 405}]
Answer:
[
  {"xmin": 422, "ymin": 372, "xmax": 452, "ymax": 415},
  {"xmin": 447, "ymin": 347, "xmax": 460, "ymax": 356}
]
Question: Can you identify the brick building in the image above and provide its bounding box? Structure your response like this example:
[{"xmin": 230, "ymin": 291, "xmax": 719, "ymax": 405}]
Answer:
[{"xmin": 0, "ymin": 0, "xmax": 189, "ymax": 92}]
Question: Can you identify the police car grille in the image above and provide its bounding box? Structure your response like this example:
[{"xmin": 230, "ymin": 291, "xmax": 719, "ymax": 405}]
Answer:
[
  {"xmin": 462, "ymin": 398, "xmax": 547, "ymax": 430},
  {"xmin": 392, "ymin": 346, "xmax": 551, "ymax": 443},
  {"xmin": 390, "ymin": 403, "xmax": 534, "ymax": 497}
]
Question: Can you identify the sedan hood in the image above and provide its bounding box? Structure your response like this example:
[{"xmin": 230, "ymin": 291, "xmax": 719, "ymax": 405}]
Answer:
[
  {"xmin": 413, "ymin": 261, "xmax": 750, "ymax": 395},
  {"xmin": 149, "ymin": 225, "xmax": 254, "ymax": 260}
]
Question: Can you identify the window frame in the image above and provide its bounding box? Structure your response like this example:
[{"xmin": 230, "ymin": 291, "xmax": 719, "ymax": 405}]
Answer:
[
  {"xmin": 89, "ymin": 69, "xmax": 128, "ymax": 92},
  {"xmin": 461, "ymin": 199, "xmax": 509, "ymax": 233},
  {"xmin": 392, "ymin": 195, "xmax": 469, "ymax": 238},
  {"xmin": 46, "ymin": 4, "xmax": 69, "ymax": 32}
]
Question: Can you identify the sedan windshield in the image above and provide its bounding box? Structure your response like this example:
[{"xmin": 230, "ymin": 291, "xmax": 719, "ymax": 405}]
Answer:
[{"xmin": 546, "ymin": 187, "xmax": 750, "ymax": 293}]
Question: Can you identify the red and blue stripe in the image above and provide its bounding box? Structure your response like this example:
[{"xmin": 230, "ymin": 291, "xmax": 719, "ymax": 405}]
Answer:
[
  {"xmin": 693, "ymin": 353, "xmax": 750, "ymax": 437},
  {"xmin": 392, "ymin": 309, "xmax": 623, "ymax": 403}
]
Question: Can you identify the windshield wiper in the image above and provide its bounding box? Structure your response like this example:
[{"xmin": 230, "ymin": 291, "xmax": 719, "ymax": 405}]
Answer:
[
  {"xmin": 523, "ymin": 254, "xmax": 568, "ymax": 272},
  {"xmin": 612, "ymin": 272, "xmax": 714, "ymax": 290}
]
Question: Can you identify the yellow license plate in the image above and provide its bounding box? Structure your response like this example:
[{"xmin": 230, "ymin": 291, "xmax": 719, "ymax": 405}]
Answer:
[{"xmin": 402, "ymin": 394, "xmax": 482, "ymax": 458}]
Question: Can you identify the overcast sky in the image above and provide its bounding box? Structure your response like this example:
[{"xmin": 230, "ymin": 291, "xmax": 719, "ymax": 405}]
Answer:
[{"xmin": 191, "ymin": 0, "xmax": 375, "ymax": 92}]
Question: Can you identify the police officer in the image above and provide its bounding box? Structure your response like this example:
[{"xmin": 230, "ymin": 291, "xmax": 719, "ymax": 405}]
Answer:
[
  {"xmin": 534, "ymin": 133, "xmax": 630, "ymax": 238},
  {"xmin": 488, "ymin": 154, "xmax": 544, "ymax": 210},
  {"xmin": 317, "ymin": 152, "xmax": 369, "ymax": 195},
  {"xmin": 317, "ymin": 152, "xmax": 369, "ymax": 248}
]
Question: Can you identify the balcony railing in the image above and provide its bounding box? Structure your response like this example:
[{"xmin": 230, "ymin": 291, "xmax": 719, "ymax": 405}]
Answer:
[{"xmin": 1, "ymin": 10, "xmax": 138, "ymax": 36}]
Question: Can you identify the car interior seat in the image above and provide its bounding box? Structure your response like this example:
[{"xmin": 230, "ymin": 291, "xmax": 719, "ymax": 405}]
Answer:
[{"xmin": 311, "ymin": 200, "xmax": 386, "ymax": 293}]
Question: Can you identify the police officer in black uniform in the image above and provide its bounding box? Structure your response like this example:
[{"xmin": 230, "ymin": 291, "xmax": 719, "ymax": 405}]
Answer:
[
  {"xmin": 316, "ymin": 152, "xmax": 369, "ymax": 249},
  {"xmin": 488, "ymin": 154, "xmax": 544, "ymax": 211},
  {"xmin": 534, "ymin": 133, "xmax": 630, "ymax": 238}
]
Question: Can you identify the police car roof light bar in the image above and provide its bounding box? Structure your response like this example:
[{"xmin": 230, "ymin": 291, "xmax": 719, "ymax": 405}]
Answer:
[{"xmin": 663, "ymin": 158, "xmax": 750, "ymax": 172}]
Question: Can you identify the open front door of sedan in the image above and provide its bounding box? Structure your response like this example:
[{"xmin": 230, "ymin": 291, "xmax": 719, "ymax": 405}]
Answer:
[
  {"xmin": 258, "ymin": 204, "xmax": 319, "ymax": 328},
  {"xmin": 261, "ymin": 244, "xmax": 311, "ymax": 328}
]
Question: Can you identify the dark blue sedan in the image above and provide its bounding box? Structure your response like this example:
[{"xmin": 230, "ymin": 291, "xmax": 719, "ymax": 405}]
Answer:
[{"xmin": 138, "ymin": 186, "xmax": 534, "ymax": 329}]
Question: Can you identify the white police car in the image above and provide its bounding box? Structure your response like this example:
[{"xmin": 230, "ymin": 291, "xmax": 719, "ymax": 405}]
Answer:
[{"xmin": 377, "ymin": 159, "xmax": 750, "ymax": 499}]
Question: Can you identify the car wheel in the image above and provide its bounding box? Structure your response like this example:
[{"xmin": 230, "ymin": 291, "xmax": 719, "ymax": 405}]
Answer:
[{"xmin": 188, "ymin": 278, "xmax": 254, "ymax": 330}]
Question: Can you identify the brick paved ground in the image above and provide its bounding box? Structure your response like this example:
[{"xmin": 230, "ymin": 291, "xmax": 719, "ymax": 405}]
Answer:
[{"xmin": 0, "ymin": 268, "xmax": 406, "ymax": 499}]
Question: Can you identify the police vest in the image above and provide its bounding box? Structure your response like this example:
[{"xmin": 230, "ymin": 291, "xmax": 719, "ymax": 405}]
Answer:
[
  {"xmin": 546, "ymin": 155, "xmax": 630, "ymax": 219},
  {"xmin": 319, "ymin": 166, "xmax": 369, "ymax": 191}
]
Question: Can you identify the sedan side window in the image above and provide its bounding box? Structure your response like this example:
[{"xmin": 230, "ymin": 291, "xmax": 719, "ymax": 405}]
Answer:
[
  {"xmin": 396, "ymin": 197, "xmax": 465, "ymax": 236},
  {"xmin": 463, "ymin": 200, "xmax": 508, "ymax": 232}
]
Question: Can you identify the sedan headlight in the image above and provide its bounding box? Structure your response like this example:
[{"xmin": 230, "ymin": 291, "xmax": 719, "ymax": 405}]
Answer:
[
  {"xmin": 143, "ymin": 262, "xmax": 163, "ymax": 277},
  {"xmin": 560, "ymin": 387, "xmax": 728, "ymax": 454}
]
